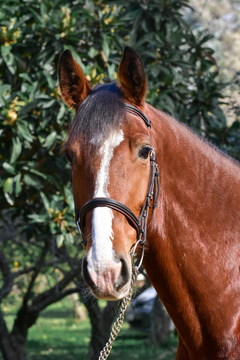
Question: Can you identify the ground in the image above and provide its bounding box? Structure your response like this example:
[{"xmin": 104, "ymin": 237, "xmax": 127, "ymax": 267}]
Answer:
[{"xmin": 1, "ymin": 298, "xmax": 178, "ymax": 360}]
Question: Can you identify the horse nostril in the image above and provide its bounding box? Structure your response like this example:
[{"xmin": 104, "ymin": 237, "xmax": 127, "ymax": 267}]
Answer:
[
  {"xmin": 82, "ymin": 256, "xmax": 97, "ymax": 291},
  {"xmin": 114, "ymin": 255, "xmax": 130, "ymax": 292}
]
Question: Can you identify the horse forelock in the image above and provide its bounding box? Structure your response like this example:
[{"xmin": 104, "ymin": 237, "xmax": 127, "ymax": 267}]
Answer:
[{"xmin": 66, "ymin": 82, "xmax": 125, "ymax": 153}]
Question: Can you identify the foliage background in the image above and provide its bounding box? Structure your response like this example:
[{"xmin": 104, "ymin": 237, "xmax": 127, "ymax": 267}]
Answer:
[
  {"xmin": 0, "ymin": 0, "xmax": 240, "ymax": 359},
  {"xmin": 1, "ymin": 0, "xmax": 239, "ymax": 234},
  {"xmin": 188, "ymin": 0, "xmax": 240, "ymax": 82},
  {"xmin": 188, "ymin": 0, "xmax": 240, "ymax": 130}
]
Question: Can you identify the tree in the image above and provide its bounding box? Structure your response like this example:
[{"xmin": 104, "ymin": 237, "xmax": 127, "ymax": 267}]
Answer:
[
  {"xmin": 150, "ymin": 296, "xmax": 172, "ymax": 345},
  {"xmin": 0, "ymin": 0, "xmax": 238, "ymax": 359},
  {"xmin": 0, "ymin": 1, "xmax": 134, "ymax": 358},
  {"xmin": 0, "ymin": 210, "xmax": 83, "ymax": 360}
]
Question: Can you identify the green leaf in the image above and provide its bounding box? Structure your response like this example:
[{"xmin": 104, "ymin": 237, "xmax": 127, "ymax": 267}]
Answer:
[
  {"xmin": 107, "ymin": 63, "xmax": 115, "ymax": 79},
  {"xmin": 28, "ymin": 214, "xmax": 48, "ymax": 223},
  {"xmin": 0, "ymin": 177, "xmax": 6, "ymax": 188},
  {"xmin": 17, "ymin": 101, "xmax": 38, "ymax": 118},
  {"xmin": 56, "ymin": 234, "xmax": 64, "ymax": 247},
  {"xmin": 29, "ymin": 169, "xmax": 47, "ymax": 179},
  {"xmin": 65, "ymin": 233, "xmax": 74, "ymax": 244},
  {"xmin": 0, "ymin": 95, "xmax": 5, "ymax": 107},
  {"xmin": 150, "ymin": 66, "xmax": 160, "ymax": 78},
  {"xmin": 0, "ymin": 84, "xmax": 11, "ymax": 93},
  {"xmin": 3, "ymin": 177, "xmax": 14, "ymax": 194},
  {"xmin": 88, "ymin": 47, "xmax": 98, "ymax": 59},
  {"xmin": 19, "ymin": 73, "xmax": 32, "ymax": 83},
  {"xmin": 1, "ymin": 45, "xmax": 11, "ymax": 57},
  {"xmin": 43, "ymin": 70, "xmax": 55, "ymax": 89},
  {"xmin": 17, "ymin": 122, "xmax": 33, "ymax": 142},
  {"xmin": 28, "ymin": 7, "xmax": 43, "ymax": 24},
  {"xmin": 64, "ymin": 187, "xmax": 74, "ymax": 212},
  {"xmin": 40, "ymin": 2, "xmax": 47, "ymax": 18},
  {"xmin": 3, "ymin": 162, "xmax": 16, "ymax": 175},
  {"xmin": 41, "ymin": 99, "xmax": 56, "ymax": 109},
  {"xmin": 1, "ymin": 46, "xmax": 16, "ymax": 75},
  {"xmin": 44, "ymin": 131, "xmax": 57, "ymax": 149},
  {"xmin": 29, "ymin": 81, "xmax": 39, "ymax": 101},
  {"xmin": 23, "ymin": 174, "xmax": 41, "ymax": 188},
  {"xmin": 40, "ymin": 192, "xmax": 50, "ymax": 213},
  {"xmin": 4, "ymin": 192, "xmax": 14, "ymax": 206},
  {"xmin": 57, "ymin": 103, "xmax": 66, "ymax": 122},
  {"xmin": 10, "ymin": 136, "xmax": 22, "ymax": 163},
  {"xmin": 102, "ymin": 35, "xmax": 110, "ymax": 61},
  {"xmin": 50, "ymin": 222, "xmax": 58, "ymax": 235},
  {"xmin": 14, "ymin": 174, "xmax": 22, "ymax": 196}
]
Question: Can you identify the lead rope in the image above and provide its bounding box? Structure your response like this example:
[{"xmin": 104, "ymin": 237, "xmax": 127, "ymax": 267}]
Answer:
[{"xmin": 98, "ymin": 242, "xmax": 143, "ymax": 360}]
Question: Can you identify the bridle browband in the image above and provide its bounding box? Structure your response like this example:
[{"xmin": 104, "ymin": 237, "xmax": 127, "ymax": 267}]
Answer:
[{"xmin": 75, "ymin": 103, "xmax": 160, "ymax": 265}]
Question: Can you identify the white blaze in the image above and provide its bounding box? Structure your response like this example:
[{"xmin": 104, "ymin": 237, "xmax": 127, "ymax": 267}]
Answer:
[{"xmin": 87, "ymin": 130, "xmax": 124, "ymax": 275}]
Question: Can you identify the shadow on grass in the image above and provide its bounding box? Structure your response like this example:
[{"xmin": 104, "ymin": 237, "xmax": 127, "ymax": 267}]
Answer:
[
  {"xmin": 27, "ymin": 339, "xmax": 88, "ymax": 360},
  {"xmin": 122, "ymin": 331, "xmax": 148, "ymax": 340},
  {"xmin": 111, "ymin": 330, "xmax": 178, "ymax": 360},
  {"xmin": 40, "ymin": 310, "xmax": 73, "ymax": 318},
  {"xmin": 0, "ymin": 301, "xmax": 178, "ymax": 360}
]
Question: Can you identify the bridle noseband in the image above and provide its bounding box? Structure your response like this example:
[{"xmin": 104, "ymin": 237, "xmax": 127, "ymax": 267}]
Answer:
[{"xmin": 75, "ymin": 103, "xmax": 160, "ymax": 266}]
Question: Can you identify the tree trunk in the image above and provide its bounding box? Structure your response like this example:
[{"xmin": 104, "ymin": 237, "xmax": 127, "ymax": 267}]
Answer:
[
  {"xmin": 87, "ymin": 301, "xmax": 106, "ymax": 360},
  {"xmin": 0, "ymin": 333, "xmax": 27, "ymax": 360},
  {"xmin": 70, "ymin": 293, "xmax": 86, "ymax": 320},
  {"xmin": 78, "ymin": 287, "xmax": 120, "ymax": 360},
  {"xmin": 0, "ymin": 305, "xmax": 39, "ymax": 360},
  {"xmin": 149, "ymin": 296, "xmax": 171, "ymax": 345},
  {"xmin": 87, "ymin": 300, "xmax": 120, "ymax": 360}
]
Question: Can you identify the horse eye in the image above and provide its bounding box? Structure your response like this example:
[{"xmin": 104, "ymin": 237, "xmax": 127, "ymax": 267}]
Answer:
[
  {"xmin": 65, "ymin": 152, "xmax": 73, "ymax": 164},
  {"xmin": 138, "ymin": 147, "xmax": 151, "ymax": 159}
]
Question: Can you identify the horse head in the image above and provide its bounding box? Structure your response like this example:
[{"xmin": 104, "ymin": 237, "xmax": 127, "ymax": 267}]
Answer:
[{"xmin": 58, "ymin": 47, "xmax": 157, "ymax": 301}]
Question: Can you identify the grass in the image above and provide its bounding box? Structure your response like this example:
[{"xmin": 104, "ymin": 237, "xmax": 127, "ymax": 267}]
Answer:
[{"xmin": 1, "ymin": 298, "xmax": 178, "ymax": 360}]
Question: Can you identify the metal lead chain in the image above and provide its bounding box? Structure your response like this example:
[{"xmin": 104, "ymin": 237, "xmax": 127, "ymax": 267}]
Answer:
[{"xmin": 98, "ymin": 264, "xmax": 139, "ymax": 360}]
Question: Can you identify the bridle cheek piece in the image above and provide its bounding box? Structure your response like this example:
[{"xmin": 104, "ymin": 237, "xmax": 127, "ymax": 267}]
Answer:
[{"xmin": 75, "ymin": 104, "xmax": 160, "ymax": 268}]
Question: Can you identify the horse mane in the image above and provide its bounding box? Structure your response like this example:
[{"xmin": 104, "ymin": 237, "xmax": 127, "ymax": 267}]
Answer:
[
  {"xmin": 178, "ymin": 117, "xmax": 240, "ymax": 170},
  {"xmin": 66, "ymin": 82, "xmax": 240, "ymax": 174},
  {"xmin": 149, "ymin": 105, "xmax": 240, "ymax": 173},
  {"xmin": 66, "ymin": 82, "xmax": 125, "ymax": 149}
]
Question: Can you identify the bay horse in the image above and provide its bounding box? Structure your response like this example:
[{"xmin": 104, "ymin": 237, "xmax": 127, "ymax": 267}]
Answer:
[{"xmin": 58, "ymin": 46, "xmax": 240, "ymax": 360}]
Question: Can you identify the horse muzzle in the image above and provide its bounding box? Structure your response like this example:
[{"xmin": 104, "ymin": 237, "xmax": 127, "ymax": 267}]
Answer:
[{"xmin": 82, "ymin": 253, "xmax": 131, "ymax": 300}]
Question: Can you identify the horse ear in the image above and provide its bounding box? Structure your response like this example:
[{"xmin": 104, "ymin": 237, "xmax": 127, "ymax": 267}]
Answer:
[
  {"xmin": 58, "ymin": 50, "xmax": 92, "ymax": 110},
  {"xmin": 118, "ymin": 46, "xmax": 147, "ymax": 106}
]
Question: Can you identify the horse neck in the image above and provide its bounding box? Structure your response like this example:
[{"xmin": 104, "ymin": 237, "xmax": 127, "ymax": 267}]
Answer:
[{"xmin": 143, "ymin": 104, "xmax": 240, "ymax": 351}]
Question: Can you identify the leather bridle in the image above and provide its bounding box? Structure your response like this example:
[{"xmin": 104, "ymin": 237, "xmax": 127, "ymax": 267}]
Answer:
[{"xmin": 75, "ymin": 103, "xmax": 160, "ymax": 265}]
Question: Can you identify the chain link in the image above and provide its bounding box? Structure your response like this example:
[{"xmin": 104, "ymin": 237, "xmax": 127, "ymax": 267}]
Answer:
[{"xmin": 98, "ymin": 264, "xmax": 139, "ymax": 360}]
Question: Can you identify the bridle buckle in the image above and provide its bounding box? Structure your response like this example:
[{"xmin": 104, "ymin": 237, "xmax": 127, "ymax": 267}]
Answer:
[{"xmin": 131, "ymin": 239, "xmax": 145, "ymax": 270}]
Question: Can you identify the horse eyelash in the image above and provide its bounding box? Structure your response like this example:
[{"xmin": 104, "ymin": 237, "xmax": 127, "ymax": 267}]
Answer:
[
  {"xmin": 63, "ymin": 150, "xmax": 74, "ymax": 165},
  {"xmin": 138, "ymin": 146, "xmax": 152, "ymax": 159}
]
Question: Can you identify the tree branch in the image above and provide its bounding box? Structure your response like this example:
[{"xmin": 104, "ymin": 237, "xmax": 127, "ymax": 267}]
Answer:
[
  {"xmin": 29, "ymin": 258, "xmax": 82, "ymax": 312},
  {"xmin": 0, "ymin": 250, "xmax": 14, "ymax": 302},
  {"xmin": 13, "ymin": 265, "xmax": 36, "ymax": 278},
  {"xmin": 12, "ymin": 257, "xmax": 66, "ymax": 279},
  {"xmin": 0, "ymin": 308, "xmax": 9, "ymax": 337},
  {"xmin": 22, "ymin": 243, "xmax": 48, "ymax": 306}
]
